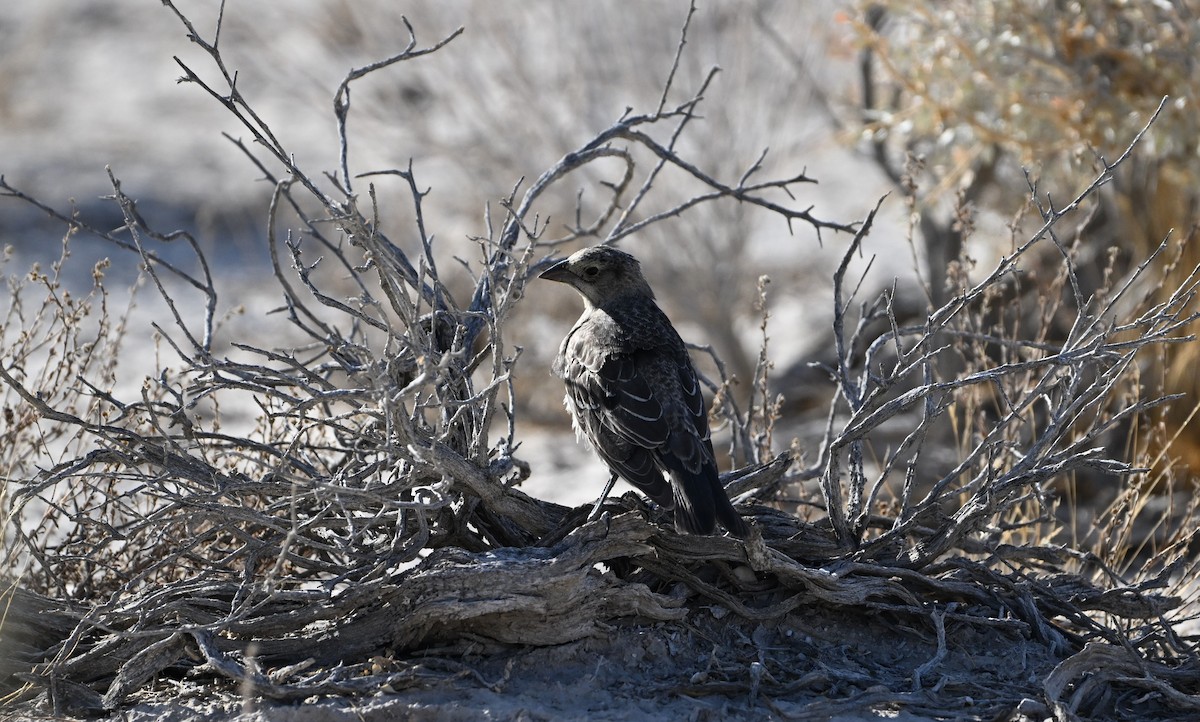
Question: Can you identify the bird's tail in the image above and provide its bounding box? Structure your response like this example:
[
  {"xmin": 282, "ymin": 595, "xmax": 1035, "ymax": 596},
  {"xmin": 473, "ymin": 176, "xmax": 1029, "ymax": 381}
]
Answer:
[
  {"xmin": 713, "ymin": 484, "xmax": 750, "ymax": 538},
  {"xmin": 671, "ymin": 468, "xmax": 749, "ymax": 538}
]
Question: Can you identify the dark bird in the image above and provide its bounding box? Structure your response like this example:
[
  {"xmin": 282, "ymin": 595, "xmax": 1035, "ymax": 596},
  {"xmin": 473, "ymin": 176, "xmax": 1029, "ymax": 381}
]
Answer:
[{"xmin": 539, "ymin": 246, "xmax": 749, "ymax": 537}]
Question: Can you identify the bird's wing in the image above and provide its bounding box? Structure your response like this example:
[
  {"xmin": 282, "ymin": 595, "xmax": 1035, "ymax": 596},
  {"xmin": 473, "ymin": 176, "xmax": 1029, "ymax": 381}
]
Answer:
[
  {"xmin": 669, "ymin": 350, "xmax": 715, "ymax": 472},
  {"xmin": 627, "ymin": 342, "xmax": 745, "ymax": 537},
  {"xmin": 597, "ymin": 352, "xmax": 671, "ymax": 446},
  {"xmin": 594, "ymin": 348, "xmax": 722, "ymax": 518},
  {"xmin": 562, "ymin": 341, "xmax": 674, "ymax": 507}
]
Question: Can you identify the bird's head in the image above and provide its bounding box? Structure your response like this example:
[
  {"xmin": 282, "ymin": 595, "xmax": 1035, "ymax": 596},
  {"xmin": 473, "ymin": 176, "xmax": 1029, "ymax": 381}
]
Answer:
[{"xmin": 538, "ymin": 246, "xmax": 655, "ymax": 307}]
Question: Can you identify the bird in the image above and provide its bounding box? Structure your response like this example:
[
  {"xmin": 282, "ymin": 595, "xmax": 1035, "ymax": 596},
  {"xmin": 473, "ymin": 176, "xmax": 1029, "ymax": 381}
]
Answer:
[{"xmin": 539, "ymin": 245, "xmax": 749, "ymax": 537}]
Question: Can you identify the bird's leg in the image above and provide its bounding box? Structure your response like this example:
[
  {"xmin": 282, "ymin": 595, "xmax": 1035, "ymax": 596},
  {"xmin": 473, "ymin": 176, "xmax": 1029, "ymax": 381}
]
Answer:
[{"xmin": 588, "ymin": 471, "xmax": 619, "ymax": 521}]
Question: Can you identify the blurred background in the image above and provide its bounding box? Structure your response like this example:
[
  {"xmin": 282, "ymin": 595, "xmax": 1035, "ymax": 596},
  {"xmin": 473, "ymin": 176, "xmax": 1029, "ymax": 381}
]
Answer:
[{"xmin": 2, "ymin": 1, "xmax": 1197, "ymax": 506}]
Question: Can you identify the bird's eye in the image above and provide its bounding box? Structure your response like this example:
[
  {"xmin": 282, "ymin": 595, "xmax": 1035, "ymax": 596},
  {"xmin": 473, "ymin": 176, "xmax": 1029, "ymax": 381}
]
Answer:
[{"xmin": 583, "ymin": 265, "xmax": 600, "ymax": 279}]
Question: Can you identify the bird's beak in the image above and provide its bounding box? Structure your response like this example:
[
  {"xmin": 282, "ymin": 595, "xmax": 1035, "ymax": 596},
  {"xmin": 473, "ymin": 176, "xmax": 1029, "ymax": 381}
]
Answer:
[{"xmin": 538, "ymin": 259, "xmax": 573, "ymax": 283}]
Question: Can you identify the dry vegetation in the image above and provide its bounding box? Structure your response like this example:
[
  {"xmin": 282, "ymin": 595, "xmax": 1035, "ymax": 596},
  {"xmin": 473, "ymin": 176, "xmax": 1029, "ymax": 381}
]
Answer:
[
  {"xmin": 3, "ymin": 3, "xmax": 1200, "ymax": 721},
  {"xmin": 849, "ymin": 0, "xmax": 1200, "ymax": 468}
]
